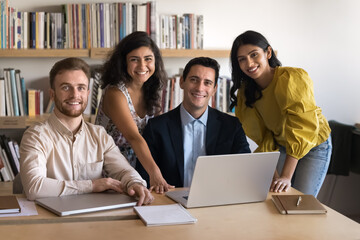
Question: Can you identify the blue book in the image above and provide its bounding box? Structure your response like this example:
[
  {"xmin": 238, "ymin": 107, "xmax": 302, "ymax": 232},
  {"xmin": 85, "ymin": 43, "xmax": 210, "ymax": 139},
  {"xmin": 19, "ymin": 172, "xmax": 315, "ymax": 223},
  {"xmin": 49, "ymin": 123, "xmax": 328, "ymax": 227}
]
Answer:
[
  {"xmin": 20, "ymin": 77, "xmax": 27, "ymax": 115},
  {"xmin": 30, "ymin": 12, "xmax": 36, "ymax": 48},
  {"xmin": 121, "ymin": 3, "xmax": 126, "ymax": 39},
  {"xmin": 17, "ymin": 12, "xmax": 22, "ymax": 49},
  {"xmin": 9, "ymin": 69, "xmax": 19, "ymax": 116},
  {"xmin": 82, "ymin": 4, "xmax": 86, "ymax": 49},
  {"xmin": 99, "ymin": 3, "xmax": 104, "ymax": 48}
]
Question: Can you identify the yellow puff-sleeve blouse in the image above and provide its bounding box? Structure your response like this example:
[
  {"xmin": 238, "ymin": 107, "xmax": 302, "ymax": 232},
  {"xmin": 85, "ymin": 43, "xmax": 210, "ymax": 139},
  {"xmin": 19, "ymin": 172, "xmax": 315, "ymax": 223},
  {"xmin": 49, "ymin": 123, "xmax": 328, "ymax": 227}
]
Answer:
[{"xmin": 235, "ymin": 66, "xmax": 331, "ymax": 160}]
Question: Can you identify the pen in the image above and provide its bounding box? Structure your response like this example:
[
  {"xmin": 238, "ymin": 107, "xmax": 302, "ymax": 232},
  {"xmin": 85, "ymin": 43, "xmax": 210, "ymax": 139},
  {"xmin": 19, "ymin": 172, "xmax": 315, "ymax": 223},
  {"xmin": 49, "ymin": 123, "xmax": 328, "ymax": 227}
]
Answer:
[{"xmin": 296, "ymin": 196, "xmax": 302, "ymax": 206}]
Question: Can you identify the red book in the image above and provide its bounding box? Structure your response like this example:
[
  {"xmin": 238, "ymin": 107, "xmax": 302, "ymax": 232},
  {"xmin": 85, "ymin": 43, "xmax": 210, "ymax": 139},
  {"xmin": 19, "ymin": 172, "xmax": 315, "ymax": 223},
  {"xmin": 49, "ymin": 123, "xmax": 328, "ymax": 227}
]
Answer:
[{"xmin": 35, "ymin": 90, "xmax": 40, "ymax": 115}]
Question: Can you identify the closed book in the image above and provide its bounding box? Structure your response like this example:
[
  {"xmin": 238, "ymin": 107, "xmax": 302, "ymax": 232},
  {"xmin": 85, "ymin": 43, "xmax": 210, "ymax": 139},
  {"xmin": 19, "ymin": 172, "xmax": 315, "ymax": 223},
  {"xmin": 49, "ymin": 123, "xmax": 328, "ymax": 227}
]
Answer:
[
  {"xmin": 0, "ymin": 196, "xmax": 21, "ymax": 214},
  {"xmin": 0, "ymin": 77, "xmax": 5, "ymax": 116},
  {"xmin": 272, "ymin": 195, "xmax": 327, "ymax": 215},
  {"xmin": 9, "ymin": 69, "xmax": 19, "ymax": 116},
  {"xmin": 27, "ymin": 89, "xmax": 36, "ymax": 116},
  {"xmin": 15, "ymin": 70, "xmax": 24, "ymax": 116},
  {"xmin": 133, "ymin": 204, "xmax": 197, "ymax": 226}
]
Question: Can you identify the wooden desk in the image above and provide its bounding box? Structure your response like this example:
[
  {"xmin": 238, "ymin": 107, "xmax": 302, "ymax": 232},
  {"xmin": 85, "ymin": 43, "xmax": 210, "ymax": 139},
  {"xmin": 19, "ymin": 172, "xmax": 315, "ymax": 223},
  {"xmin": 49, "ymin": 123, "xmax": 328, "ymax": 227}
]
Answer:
[{"xmin": 1, "ymin": 182, "xmax": 359, "ymax": 239}]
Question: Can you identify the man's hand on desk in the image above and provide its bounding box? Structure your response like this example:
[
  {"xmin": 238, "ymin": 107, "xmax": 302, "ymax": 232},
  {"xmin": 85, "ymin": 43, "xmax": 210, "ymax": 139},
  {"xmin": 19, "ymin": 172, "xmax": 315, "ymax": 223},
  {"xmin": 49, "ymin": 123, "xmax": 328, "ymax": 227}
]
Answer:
[
  {"xmin": 92, "ymin": 178, "xmax": 125, "ymax": 193},
  {"xmin": 128, "ymin": 183, "xmax": 154, "ymax": 206}
]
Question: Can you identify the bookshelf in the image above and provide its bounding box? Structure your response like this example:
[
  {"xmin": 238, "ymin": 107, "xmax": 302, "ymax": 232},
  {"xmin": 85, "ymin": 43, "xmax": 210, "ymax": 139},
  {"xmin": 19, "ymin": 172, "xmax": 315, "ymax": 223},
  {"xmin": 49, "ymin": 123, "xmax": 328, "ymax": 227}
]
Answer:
[
  {"xmin": 0, "ymin": 48, "xmax": 230, "ymax": 129},
  {"xmin": 0, "ymin": 49, "xmax": 230, "ymax": 59}
]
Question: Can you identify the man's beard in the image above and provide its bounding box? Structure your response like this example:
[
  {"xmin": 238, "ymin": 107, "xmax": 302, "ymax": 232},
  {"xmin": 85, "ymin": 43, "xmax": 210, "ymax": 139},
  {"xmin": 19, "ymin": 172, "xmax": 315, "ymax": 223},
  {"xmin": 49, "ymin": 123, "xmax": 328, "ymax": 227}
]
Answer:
[{"xmin": 54, "ymin": 96, "xmax": 87, "ymax": 117}]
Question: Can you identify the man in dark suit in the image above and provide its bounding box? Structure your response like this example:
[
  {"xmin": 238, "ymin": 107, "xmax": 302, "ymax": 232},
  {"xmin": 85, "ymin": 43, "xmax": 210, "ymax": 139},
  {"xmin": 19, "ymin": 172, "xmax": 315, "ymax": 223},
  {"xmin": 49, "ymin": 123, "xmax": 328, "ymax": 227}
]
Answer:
[{"xmin": 136, "ymin": 57, "xmax": 250, "ymax": 188}]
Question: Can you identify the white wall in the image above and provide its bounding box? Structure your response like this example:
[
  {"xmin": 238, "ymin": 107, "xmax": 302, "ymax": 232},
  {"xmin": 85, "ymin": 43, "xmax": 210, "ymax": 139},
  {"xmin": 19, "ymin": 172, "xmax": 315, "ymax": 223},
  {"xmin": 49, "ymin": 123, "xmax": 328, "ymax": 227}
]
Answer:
[{"xmin": 3, "ymin": 0, "xmax": 360, "ymax": 125}]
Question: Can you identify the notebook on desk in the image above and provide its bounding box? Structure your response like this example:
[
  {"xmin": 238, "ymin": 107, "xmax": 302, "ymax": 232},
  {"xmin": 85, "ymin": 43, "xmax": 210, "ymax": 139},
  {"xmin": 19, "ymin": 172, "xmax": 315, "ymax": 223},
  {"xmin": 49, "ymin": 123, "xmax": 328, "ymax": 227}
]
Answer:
[
  {"xmin": 165, "ymin": 152, "xmax": 280, "ymax": 208},
  {"xmin": 35, "ymin": 192, "xmax": 137, "ymax": 216}
]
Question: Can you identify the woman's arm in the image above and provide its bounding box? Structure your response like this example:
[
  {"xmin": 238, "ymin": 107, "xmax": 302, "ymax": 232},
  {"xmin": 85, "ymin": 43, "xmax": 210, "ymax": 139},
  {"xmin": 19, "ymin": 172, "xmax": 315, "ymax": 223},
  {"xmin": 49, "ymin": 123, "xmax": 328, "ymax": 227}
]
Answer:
[
  {"xmin": 102, "ymin": 87, "xmax": 174, "ymax": 193},
  {"xmin": 270, "ymin": 155, "xmax": 298, "ymax": 192}
]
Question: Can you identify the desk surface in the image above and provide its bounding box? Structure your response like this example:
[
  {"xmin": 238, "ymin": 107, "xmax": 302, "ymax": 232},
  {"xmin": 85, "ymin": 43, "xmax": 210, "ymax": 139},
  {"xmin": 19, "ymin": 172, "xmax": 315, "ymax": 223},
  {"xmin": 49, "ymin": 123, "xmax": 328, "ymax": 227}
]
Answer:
[{"xmin": 1, "ymin": 182, "xmax": 359, "ymax": 240}]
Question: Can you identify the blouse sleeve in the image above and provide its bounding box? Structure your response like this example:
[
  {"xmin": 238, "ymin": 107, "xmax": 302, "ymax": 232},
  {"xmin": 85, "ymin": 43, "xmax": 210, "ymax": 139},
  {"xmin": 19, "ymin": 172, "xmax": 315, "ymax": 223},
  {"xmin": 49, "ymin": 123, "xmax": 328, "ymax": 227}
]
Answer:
[
  {"xmin": 235, "ymin": 89, "xmax": 278, "ymax": 153},
  {"xmin": 274, "ymin": 68, "xmax": 320, "ymax": 159}
]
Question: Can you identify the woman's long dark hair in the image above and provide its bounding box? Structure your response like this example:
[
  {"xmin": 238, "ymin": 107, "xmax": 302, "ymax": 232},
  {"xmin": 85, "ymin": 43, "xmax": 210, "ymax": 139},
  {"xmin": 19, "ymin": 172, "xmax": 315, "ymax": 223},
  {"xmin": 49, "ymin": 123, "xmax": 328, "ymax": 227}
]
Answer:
[
  {"xmin": 229, "ymin": 30, "xmax": 281, "ymax": 110},
  {"xmin": 101, "ymin": 31, "xmax": 167, "ymax": 115}
]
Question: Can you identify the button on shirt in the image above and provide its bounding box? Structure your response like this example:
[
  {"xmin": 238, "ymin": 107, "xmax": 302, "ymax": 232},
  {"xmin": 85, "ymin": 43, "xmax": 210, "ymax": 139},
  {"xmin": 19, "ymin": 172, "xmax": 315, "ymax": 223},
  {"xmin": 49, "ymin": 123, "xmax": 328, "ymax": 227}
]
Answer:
[{"xmin": 180, "ymin": 104, "xmax": 208, "ymax": 187}]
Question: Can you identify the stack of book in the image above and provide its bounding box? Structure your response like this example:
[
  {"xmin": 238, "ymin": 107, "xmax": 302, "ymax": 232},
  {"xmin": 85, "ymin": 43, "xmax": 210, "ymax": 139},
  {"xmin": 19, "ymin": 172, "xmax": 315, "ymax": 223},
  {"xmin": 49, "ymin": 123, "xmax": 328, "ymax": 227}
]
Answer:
[{"xmin": 0, "ymin": 134, "xmax": 20, "ymax": 182}]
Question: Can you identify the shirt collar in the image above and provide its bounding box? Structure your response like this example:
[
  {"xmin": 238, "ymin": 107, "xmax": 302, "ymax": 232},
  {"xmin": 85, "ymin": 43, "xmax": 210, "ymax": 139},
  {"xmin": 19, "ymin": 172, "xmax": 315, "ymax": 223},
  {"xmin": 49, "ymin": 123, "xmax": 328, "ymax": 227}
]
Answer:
[
  {"xmin": 180, "ymin": 104, "xmax": 208, "ymax": 126},
  {"xmin": 48, "ymin": 112, "xmax": 85, "ymax": 137}
]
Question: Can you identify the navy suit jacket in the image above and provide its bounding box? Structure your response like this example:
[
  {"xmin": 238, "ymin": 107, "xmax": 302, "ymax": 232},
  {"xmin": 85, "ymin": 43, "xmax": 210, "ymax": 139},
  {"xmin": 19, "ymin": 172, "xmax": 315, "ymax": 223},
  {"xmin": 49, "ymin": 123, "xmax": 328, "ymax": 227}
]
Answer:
[{"xmin": 136, "ymin": 106, "xmax": 250, "ymax": 187}]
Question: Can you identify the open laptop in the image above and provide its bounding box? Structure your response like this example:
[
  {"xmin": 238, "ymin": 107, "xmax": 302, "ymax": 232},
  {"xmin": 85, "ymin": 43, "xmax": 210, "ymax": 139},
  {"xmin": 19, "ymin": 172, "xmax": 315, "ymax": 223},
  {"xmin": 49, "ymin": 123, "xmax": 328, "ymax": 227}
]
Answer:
[
  {"xmin": 35, "ymin": 192, "xmax": 137, "ymax": 216},
  {"xmin": 165, "ymin": 152, "xmax": 280, "ymax": 208}
]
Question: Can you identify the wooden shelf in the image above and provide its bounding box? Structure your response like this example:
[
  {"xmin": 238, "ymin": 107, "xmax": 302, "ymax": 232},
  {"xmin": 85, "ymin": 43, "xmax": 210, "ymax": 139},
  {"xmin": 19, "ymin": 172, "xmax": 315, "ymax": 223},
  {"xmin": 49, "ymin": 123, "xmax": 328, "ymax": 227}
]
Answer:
[
  {"xmin": 0, "ymin": 48, "xmax": 230, "ymax": 59},
  {"xmin": 0, "ymin": 49, "xmax": 89, "ymax": 58},
  {"xmin": 91, "ymin": 48, "xmax": 230, "ymax": 59},
  {"xmin": 0, "ymin": 114, "xmax": 93, "ymax": 129}
]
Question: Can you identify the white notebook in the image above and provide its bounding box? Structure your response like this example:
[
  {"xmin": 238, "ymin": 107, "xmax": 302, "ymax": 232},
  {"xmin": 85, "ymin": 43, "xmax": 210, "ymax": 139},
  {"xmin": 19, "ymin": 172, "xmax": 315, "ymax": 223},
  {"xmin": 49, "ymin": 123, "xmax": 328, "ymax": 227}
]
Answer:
[{"xmin": 133, "ymin": 204, "xmax": 197, "ymax": 226}]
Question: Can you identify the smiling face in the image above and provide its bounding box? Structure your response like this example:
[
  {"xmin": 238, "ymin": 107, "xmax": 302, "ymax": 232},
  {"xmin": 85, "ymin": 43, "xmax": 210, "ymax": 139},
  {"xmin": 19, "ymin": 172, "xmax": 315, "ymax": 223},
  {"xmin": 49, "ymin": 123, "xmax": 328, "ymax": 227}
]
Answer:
[
  {"xmin": 237, "ymin": 44, "xmax": 272, "ymax": 87},
  {"xmin": 50, "ymin": 69, "xmax": 89, "ymax": 118},
  {"xmin": 126, "ymin": 46, "xmax": 155, "ymax": 85},
  {"xmin": 180, "ymin": 65, "xmax": 217, "ymax": 119}
]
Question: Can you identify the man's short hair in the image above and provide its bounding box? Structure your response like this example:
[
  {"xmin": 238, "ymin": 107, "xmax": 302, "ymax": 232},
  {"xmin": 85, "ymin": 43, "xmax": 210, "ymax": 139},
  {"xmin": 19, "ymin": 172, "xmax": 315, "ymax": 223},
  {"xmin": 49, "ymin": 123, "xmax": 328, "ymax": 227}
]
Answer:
[
  {"xmin": 182, "ymin": 57, "xmax": 220, "ymax": 86},
  {"xmin": 49, "ymin": 57, "xmax": 91, "ymax": 89}
]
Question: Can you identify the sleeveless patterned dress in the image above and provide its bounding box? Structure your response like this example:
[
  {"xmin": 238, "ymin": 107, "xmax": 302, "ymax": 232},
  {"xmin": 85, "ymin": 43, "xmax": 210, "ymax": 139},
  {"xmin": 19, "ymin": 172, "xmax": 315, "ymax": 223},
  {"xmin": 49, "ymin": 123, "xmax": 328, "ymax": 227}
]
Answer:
[{"xmin": 95, "ymin": 83, "xmax": 152, "ymax": 168}]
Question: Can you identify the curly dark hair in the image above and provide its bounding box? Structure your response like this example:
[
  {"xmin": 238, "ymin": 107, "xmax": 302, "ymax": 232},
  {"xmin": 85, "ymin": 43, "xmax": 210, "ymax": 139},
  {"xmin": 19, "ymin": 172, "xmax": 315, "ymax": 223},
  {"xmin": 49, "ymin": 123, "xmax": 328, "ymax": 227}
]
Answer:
[
  {"xmin": 101, "ymin": 31, "xmax": 167, "ymax": 115},
  {"xmin": 229, "ymin": 30, "xmax": 281, "ymax": 110}
]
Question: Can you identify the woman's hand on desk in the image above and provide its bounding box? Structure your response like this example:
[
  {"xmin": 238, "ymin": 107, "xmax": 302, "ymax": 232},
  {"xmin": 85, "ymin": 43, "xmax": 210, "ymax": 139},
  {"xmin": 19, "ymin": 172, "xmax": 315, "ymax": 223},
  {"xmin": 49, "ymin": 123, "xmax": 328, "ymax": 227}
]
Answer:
[
  {"xmin": 128, "ymin": 183, "xmax": 154, "ymax": 206},
  {"xmin": 270, "ymin": 177, "xmax": 291, "ymax": 193},
  {"xmin": 149, "ymin": 171, "xmax": 175, "ymax": 194},
  {"xmin": 92, "ymin": 178, "xmax": 125, "ymax": 193}
]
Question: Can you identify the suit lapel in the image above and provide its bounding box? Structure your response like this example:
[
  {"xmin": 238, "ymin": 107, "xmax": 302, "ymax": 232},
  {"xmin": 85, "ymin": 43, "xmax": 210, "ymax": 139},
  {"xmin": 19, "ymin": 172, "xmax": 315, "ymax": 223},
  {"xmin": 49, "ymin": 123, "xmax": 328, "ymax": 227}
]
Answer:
[
  {"xmin": 167, "ymin": 107, "xmax": 185, "ymax": 183},
  {"xmin": 206, "ymin": 108, "xmax": 221, "ymax": 155}
]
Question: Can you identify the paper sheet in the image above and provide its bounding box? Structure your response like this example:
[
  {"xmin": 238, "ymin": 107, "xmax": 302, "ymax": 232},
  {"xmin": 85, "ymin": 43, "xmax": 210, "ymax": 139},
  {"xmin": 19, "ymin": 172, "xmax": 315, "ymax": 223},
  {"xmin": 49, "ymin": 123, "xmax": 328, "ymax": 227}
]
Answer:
[{"xmin": 0, "ymin": 197, "xmax": 38, "ymax": 217}]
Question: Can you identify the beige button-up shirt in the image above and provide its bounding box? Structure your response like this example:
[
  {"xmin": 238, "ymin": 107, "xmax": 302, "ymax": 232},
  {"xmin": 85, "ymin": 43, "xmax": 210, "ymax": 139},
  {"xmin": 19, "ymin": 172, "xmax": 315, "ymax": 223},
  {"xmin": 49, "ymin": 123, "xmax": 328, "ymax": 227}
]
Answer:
[{"xmin": 20, "ymin": 113, "xmax": 146, "ymax": 200}]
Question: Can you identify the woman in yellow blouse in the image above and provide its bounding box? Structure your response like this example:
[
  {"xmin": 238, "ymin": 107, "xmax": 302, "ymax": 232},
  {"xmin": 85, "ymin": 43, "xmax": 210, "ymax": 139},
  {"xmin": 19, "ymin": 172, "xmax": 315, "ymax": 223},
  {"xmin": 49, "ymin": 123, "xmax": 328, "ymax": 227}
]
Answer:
[{"xmin": 229, "ymin": 30, "xmax": 332, "ymax": 197}]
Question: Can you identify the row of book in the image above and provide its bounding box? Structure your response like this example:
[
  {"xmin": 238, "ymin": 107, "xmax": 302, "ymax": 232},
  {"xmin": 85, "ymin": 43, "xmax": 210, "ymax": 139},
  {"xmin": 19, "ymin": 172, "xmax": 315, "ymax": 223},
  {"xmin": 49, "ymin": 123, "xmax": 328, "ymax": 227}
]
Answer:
[
  {"xmin": 158, "ymin": 14, "xmax": 203, "ymax": 50},
  {"xmin": 160, "ymin": 71, "xmax": 233, "ymax": 113},
  {"xmin": 0, "ymin": 134, "xmax": 19, "ymax": 182},
  {"xmin": 0, "ymin": 0, "xmax": 203, "ymax": 50},
  {"xmin": 0, "ymin": 0, "xmax": 157, "ymax": 49},
  {"xmin": 0, "ymin": 68, "xmax": 44, "ymax": 117}
]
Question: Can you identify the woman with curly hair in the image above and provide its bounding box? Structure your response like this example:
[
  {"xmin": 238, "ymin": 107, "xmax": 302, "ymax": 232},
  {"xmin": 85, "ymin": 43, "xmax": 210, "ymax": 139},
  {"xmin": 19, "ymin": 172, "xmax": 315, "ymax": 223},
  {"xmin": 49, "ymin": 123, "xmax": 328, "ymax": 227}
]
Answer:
[{"xmin": 96, "ymin": 31, "xmax": 174, "ymax": 193}]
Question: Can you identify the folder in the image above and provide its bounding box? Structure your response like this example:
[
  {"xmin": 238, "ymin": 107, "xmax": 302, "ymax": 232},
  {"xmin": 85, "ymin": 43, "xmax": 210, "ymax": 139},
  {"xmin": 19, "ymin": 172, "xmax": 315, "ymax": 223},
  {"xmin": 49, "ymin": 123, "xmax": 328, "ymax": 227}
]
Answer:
[{"xmin": 272, "ymin": 195, "xmax": 327, "ymax": 215}]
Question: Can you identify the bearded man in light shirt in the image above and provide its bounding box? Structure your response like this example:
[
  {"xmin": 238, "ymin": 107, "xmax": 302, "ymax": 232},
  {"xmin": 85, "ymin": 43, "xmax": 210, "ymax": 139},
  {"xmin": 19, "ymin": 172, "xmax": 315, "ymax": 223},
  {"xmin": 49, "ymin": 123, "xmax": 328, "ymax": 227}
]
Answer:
[{"xmin": 20, "ymin": 57, "xmax": 153, "ymax": 206}]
